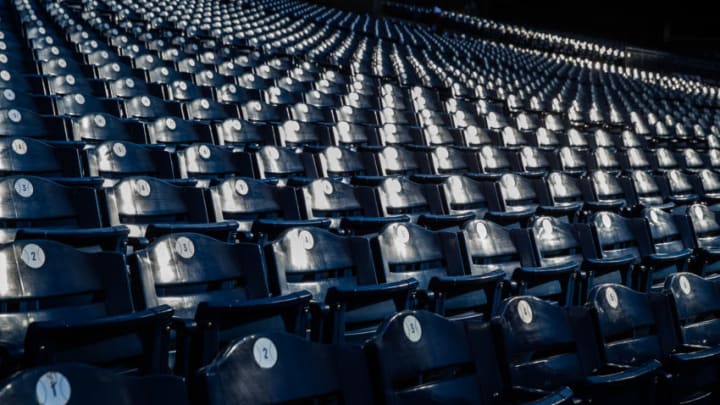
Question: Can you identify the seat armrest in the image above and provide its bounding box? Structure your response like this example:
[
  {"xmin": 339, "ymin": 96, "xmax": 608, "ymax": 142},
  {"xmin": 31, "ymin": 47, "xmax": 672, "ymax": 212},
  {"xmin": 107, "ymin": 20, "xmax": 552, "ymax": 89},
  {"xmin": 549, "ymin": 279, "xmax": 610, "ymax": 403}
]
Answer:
[
  {"xmin": 325, "ymin": 279, "xmax": 419, "ymax": 311},
  {"xmin": 582, "ymin": 254, "xmax": 637, "ymax": 271},
  {"xmin": 584, "ymin": 360, "xmax": 661, "ymax": 386},
  {"xmin": 428, "ymin": 270, "xmax": 505, "ymax": 297},
  {"xmin": 418, "ymin": 212, "xmax": 476, "ymax": 230},
  {"xmin": 340, "ymin": 215, "xmax": 409, "ymax": 235}
]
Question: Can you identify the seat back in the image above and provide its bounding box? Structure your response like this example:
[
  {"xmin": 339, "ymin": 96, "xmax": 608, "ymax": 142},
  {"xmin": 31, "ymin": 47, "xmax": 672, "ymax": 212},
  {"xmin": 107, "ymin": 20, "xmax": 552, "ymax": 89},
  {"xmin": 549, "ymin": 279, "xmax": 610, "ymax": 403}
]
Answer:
[
  {"xmin": 545, "ymin": 172, "xmax": 584, "ymax": 208},
  {"xmin": 460, "ymin": 219, "xmax": 519, "ymax": 279},
  {"xmin": 585, "ymin": 170, "xmax": 626, "ymax": 204},
  {"xmin": 0, "ymin": 176, "xmax": 103, "ymax": 239},
  {"xmin": 312, "ymin": 146, "xmax": 367, "ymax": 178},
  {"xmin": 371, "ymin": 176, "xmax": 430, "ymax": 218},
  {"xmin": 299, "ymin": 178, "xmax": 363, "ymax": 228},
  {"xmin": 588, "ymin": 211, "xmax": 641, "ymax": 262},
  {"xmin": 686, "ymin": 204, "xmax": 720, "ymax": 250},
  {"xmin": 372, "ymin": 222, "xmax": 459, "ymax": 289},
  {"xmin": 493, "ymin": 296, "xmax": 589, "ymax": 390},
  {"xmin": 265, "ymin": 227, "xmax": 376, "ymax": 300},
  {"xmin": 209, "ymin": 177, "xmax": 298, "ymax": 232},
  {"xmin": 198, "ymin": 332, "xmax": 368, "ymax": 405},
  {"xmin": 0, "ymin": 363, "xmax": 188, "ymax": 405},
  {"xmin": 176, "ymin": 143, "xmax": 247, "ymax": 179},
  {"xmin": 527, "ymin": 216, "xmax": 583, "ymax": 268},
  {"xmin": 664, "ymin": 272, "xmax": 720, "ymax": 347},
  {"xmin": 0, "ymin": 137, "xmax": 81, "ymax": 177},
  {"xmin": 130, "ymin": 233, "xmax": 269, "ymax": 317},
  {"xmin": 436, "ymin": 175, "xmax": 489, "ymax": 218},
  {"xmin": 105, "ymin": 176, "xmax": 210, "ymax": 238},
  {"xmin": 365, "ymin": 311, "xmax": 483, "ymax": 404},
  {"xmin": 587, "ymin": 284, "xmax": 672, "ymax": 365},
  {"xmin": 494, "ymin": 173, "xmax": 539, "ymax": 213},
  {"xmin": 642, "ymin": 208, "xmax": 687, "ymax": 255},
  {"xmin": 87, "ymin": 141, "xmax": 175, "ymax": 179},
  {"xmin": 253, "ymin": 145, "xmax": 306, "ymax": 180}
]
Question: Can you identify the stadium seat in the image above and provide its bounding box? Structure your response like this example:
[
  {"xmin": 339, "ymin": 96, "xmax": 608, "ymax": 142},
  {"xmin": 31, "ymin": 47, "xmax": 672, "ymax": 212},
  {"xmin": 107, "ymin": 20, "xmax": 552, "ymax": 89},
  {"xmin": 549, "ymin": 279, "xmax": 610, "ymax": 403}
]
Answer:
[
  {"xmin": 0, "ymin": 363, "xmax": 188, "ymax": 405},
  {"xmin": 587, "ymin": 284, "xmax": 720, "ymax": 403},
  {"xmin": 129, "ymin": 232, "xmax": 311, "ymax": 374},
  {"xmin": 103, "ymin": 176, "xmax": 236, "ymax": 247},
  {"xmin": 366, "ymin": 310, "xmax": 575, "ymax": 404},
  {"xmin": 492, "ymin": 296, "xmax": 659, "ymax": 402},
  {"xmin": 265, "ymin": 226, "xmax": 417, "ymax": 342},
  {"xmin": 0, "ymin": 239, "xmax": 173, "ymax": 377},
  {"xmin": 664, "ymin": 272, "xmax": 720, "ymax": 347},
  {"xmin": 196, "ymin": 332, "xmax": 370, "ymax": 404},
  {"xmin": 369, "ymin": 222, "xmax": 501, "ymax": 319}
]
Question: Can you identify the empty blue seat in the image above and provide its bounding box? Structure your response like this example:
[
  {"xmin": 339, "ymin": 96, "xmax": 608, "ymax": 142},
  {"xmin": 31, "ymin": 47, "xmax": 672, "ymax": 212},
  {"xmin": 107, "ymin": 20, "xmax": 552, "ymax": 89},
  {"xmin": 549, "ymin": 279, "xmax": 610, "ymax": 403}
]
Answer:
[
  {"xmin": 587, "ymin": 284, "xmax": 720, "ymax": 403},
  {"xmin": 129, "ymin": 232, "xmax": 311, "ymax": 374},
  {"xmin": 493, "ymin": 296, "xmax": 660, "ymax": 402},
  {"xmin": 0, "ymin": 363, "xmax": 188, "ymax": 405},
  {"xmin": 265, "ymin": 226, "xmax": 417, "ymax": 342},
  {"xmin": 197, "ymin": 332, "xmax": 370, "ymax": 404},
  {"xmin": 0, "ymin": 239, "xmax": 173, "ymax": 377},
  {"xmin": 104, "ymin": 176, "xmax": 236, "ymax": 247}
]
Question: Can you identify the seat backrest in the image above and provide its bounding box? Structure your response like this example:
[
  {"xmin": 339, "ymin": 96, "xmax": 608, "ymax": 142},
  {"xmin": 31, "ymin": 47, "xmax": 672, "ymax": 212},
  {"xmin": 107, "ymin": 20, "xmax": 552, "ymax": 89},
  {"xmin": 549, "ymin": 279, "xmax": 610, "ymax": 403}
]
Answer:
[
  {"xmin": 254, "ymin": 146, "xmax": 306, "ymax": 179},
  {"xmin": 0, "ymin": 176, "xmax": 102, "ymax": 233},
  {"xmin": 0, "ymin": 239, "xmax": 132, "ymax": 347},
  {"xmin": 198, "ymin": 332, "xmax": 368, "ymax": 405},
  {"xmin": 214, "ymin": 118, "xmax": 275, "ymax": 147},
  {"xmin": 299, "ymin": 178, "xmax": 363, "ymax": 227},
  {"xmin": 624, "ymin": 148, "xmax": 651, "ymax": 171},
  {"xmin": 147, "ymin": 117, "xmax": 212, "ymax": 145},
  {"xmin": 586, "ymin": 170, "xmax": 626, "ymax": 204},
  {"xmin": 437, "ymin": 175, "xmax": 489, "ymax": 218},
  {"xmin": 372, "ymin": 222, "xmax": 459, "ymax": 289},
  {"xmin": 105, "ymin": 176, "xmax": 210, "ymax": 238},
  {"xmin": 73, "ymin": 113, "xmax": 146, "ymax": 143},
  {"xmin": 494, "ymin": 296, "xmax": 588, "ymax": 390},
  {"xmin": 265, "ymin": 227, "xmax": 376, "ymax": 300},
  {"xmin": 373, "ymin": 176, "xmax": 430, "ymax": 218},
  {"xmin": 698, "ymin": 169, "xmax": 720, "ymax": 194},
  {"xmin": 460, "ymin": 219, "xmax": 519, "ymax": 279},
  {"xmin": 428, "ymin": 146, "xmax": 469, "ymax": 175},
  {"xmin": 685, "ymin": 204, "xmax": 720, "ymax": 249},
  {"xmin": 130, "ymin": 232, "xmax": 269, "ymax": 318},
  {"xmin": 642, "ymin": 208, "xmax": 687, "ymax": 255},
  {"xmin": 627, "ymin": 170, "xmax": 664, "ymax": 207},
  {"xmin": 592, "ymin": 147, "xmax": 621, "ymax": 173},
  {"xmin": 176, "ymin": 143, "xmax": 247, "ymax": 179},
  {"xmin": 87, "ymin": 140, "xmax": 175, "ymax": 179},
  {"xmin": 494, "ymin": 173, "xmax": 539, "ymax": 213},
  {"xmin": 517, "ymin": 146, "xmax": 550, "ymax": 175},
  {"xmin": 474, "ymin": 145, "xmax": 512, "ymax": 175},
  {"xmin": 0, "ymin": 137, "xmax": 81, "ymax": 177},
  {"xmin": 527, "ymin": 216, "xmax": 583, "ymax": 268},
  {"xmin": 374, "ymin": 145, "xmax": 420, "ymax": 176},
  {"xmin": 209, "ymin": 177, "xmax": 297, "ymax": 232},
  {"xmin": 664, "ymin": 272, "xmax": 720, "ymax": 347},
  {"xmin": 365, "ymin": 310, "xmax": 483, "ymax": 404},
  {"xmin": 664, "ymin": 169, "xmax": 696, "ymax": 197},
  {"xmin": 545, "ymin": 172, "xmax": 584, "ymax": 207},
  {"xmin": 331, "ymin": 121, "xmax": 375, "ymax": 147},
  {"xmin": 587, "ymin": 284, "xmax": 672, "ymax": 365},
  {"xmin": 0, "ymin": 363, "xmax": 188, "ymax": 405},
  {"xmin": 312, "ymin": 146, "xmax": 367, "ymax": 178},
  {"xmin": 555, "ymin": 146, "xmax": 587, "ymax": 174},
  {"xmin": 587, "ymin": 212, "xmax": 641, "ymax": 262}
]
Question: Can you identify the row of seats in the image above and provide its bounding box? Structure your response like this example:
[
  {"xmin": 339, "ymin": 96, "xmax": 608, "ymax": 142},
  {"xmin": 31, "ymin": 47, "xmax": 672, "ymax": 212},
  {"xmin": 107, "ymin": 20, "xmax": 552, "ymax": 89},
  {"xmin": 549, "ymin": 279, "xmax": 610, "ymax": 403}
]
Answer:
[
  {"xmin": 4, "ymin": 273, "xmax": 720, "ymax": 404},
  {"xmin": 2, "ymin": 205, "xmax": 720, "ymax": 378},
  {"xmin": 15, "ymin": 134, "xmax": 720, "ymax": 184}
]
